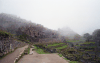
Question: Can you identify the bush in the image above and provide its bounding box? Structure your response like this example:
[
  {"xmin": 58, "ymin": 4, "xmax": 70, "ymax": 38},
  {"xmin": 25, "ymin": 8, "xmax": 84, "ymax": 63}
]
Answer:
[
  {"xmin": 24, "ymin": 47, "xmax": 30, "ymax": 54},
  {"xmin": 0, "ymin": 30, "xmax": 12, "ymax": 38}
]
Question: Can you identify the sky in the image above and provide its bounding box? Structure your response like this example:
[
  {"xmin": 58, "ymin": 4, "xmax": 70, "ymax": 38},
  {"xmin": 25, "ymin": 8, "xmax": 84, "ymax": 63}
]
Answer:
[{"xmin": 0, "ymin": 0, "xmax": 100, "ymax": 35}]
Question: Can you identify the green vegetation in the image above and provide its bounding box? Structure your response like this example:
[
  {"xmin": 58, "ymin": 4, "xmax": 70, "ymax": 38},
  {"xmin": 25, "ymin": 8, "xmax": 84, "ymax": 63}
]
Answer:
[
  {"xmin": 80, "ymin": 46, "xmax": 97, "ymax": 48},
  {"xmin": 36, "ymin": 49, "xmax": 46, "ymax": 54},
  {"xmin": 28, "ymin": 47, "xmax": 30, "ymax": 54},
  {"xmin": 58, "ymin": 54, "xmax": 63, "ymax": 57},
  {"xmin": 47, "ymin": 43, "xmax": 64, "ymax": 47},
  {"xmin": 85, "ymin": 50, "xmax": 93, "ymax": 51},
  {"xmin": 32, "ymin": 49, "xmax": 35, "ymax": 51},
  {"xmin": 67, "ymin": 40, "xmax": 79, "ymax": 42},
  {"xmin": 64, "ymin": 58, "xmax": 78, "ymax": 63},
  {"xmin": 69, "ymin": 61, "xmax": 78, "ymax": 63},
  {"xmin": 24, "ymin": 47, "xmax": 30, "ymax": 54},
  {"xmin": 18, "ymin": 33, "xmax": 30, "ymax": 43},
  {"xmin": 67, "ymin": 40, "xmax": 85, "ymax": 43},
  {"xmin": 0, "ymin": 30, "xmax": 12, "ymax": 38},
  {"xmin": 64, "ymin": 58, "xmax": 69, "ymax": 60},
  {"xmin": 34, "ymin": 45, "xmax": 38, "ymax": 49},
  {"xmin": 56, "ymin": 45, "xmax": 67, "ymax": 49},
  {"xmin": 33, "ymin": 43, "xmax": 79, "ymax": 63},
  {"xmin": 80, "ymin": 42, "xmax": 95, "ymax": 44},
  {"xmin": 83, "ymin": 42, "xmax": 95, "ymax": 44},
  {"xmin": 18, "ymin": 34, "xmax": 28, "ymax": 39},
  {"xmin": 34, "ymin": 45, "xmax": 48, "ymax": 54}
]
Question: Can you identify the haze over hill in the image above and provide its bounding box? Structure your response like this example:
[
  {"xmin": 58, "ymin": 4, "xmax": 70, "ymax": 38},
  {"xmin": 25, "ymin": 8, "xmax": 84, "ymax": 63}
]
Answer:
[
  {"xmin": 0, "ymin": 0, "xmax": 100, "ymax": 35},
  {"xmin": 0, "ymin": 13, "xmax": 80, "ymax": 40},
  {"xmin": 58, "ymin": 27, "xmax": 79, "ymax": 39}
]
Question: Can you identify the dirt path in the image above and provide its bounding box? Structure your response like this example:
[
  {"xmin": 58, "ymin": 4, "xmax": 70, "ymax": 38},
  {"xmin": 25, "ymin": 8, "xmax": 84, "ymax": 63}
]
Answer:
[
  {"xmin": 18, "ymin": 47, "xmax": 69, "ymax": 63},
  {"xmin": 0, "ymin": 45, "xmax": 28, "ymax": 63}
]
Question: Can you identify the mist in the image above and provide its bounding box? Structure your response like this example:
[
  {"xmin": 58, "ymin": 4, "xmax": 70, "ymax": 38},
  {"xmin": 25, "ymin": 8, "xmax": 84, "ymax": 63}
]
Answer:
[{"xmin": 0, "ymin": 0, "xmax": 100, "ymax": 35}]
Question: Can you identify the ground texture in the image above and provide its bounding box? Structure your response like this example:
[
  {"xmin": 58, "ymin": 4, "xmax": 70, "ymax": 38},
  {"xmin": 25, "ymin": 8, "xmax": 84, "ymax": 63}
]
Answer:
[
  {"xmin": 18, "ymin": 48, "xmax": 68, "ymax": 63},
  {"xmin": 0, "ymin": 45, "xmax": 28, "ymax": 63}
]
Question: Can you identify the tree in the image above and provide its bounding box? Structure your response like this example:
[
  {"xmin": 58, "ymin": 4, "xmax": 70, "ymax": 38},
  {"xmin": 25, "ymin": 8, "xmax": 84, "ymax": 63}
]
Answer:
[
  {"xmin": 92, "ymin": 29, "xmax": 100, "ymax": 42},
  {"xmin": 83, "ymin": 33, "xmax": 92, "ymax": 42}
]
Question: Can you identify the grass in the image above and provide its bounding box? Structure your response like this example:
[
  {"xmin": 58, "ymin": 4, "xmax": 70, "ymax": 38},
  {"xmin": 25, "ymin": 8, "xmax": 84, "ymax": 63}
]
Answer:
[
  {"xmin": 83, "ymin": 42, "xmax": 95, "ymax": 44},
  {"xmin": 69, "ymin": 61, "xmax": 78, "ymax": 63},
  {"xmin": 32, "ymin": 49, "xmax": 35, "ymax": 51},
  {"xmin": 64, "ymin": 58, "xmax": 69, "ymax": 60},
  {"xmin": 67, "ymin": 40, "xmax": 85, "ymax": 43},
  {"xmin": 36, "ymin": 49, "xmax": 46, "ymax": 54},
  {"xmin": 34, "ymin": 45, "xmax": 48, "ymax": 54},
  {"xmin": 80, "ymin": 46, "xmax": 97, "ymax": 48},
  {"xmin": 28, "ymin": 47, "xmax": 30, "ymax": 54},
  {"xmin": 67, "ymin": 40, "xmax": 79, "ymax": 42},
  {"xmin": 56, "ymin": 45, "xmax": 68, "ymax": 49},
  {"xmin": 33, "ymin": 44, "xmax": 79, "ymax": 63},
  {"xmin": 85, "ymin": 50, "xmax": 93, "ymax": 51},
  {"xmin": 34, "ymin": 45, "xmax": 39, "ymax": 49},
  {"xmin": 47, "ymin": 43, "xmax": 64, "ymax": 47},
  {"xmin": 64, "ymin": 58, "xmax": 78, "ymax": 63},
  {"xmin": 59, "ymin": 54, "xmax": 78, "ymax": 63},
  {"xmin": 80, "ymin": 42, "xmax": 95, "ymax": 44},
  {"xmin": 58, "ymin": 54, "xmax": 63, "ymax": 57}
]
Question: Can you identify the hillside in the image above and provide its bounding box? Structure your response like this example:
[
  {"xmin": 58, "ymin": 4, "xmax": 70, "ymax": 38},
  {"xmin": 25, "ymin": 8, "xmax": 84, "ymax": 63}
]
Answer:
[
  {"xmin": 0, "ymin": 13, "xmax": 81, "ymax": 43},
  {"xmin": 0, "ymin": 13, "xmax": 62, "ymax": 43}
]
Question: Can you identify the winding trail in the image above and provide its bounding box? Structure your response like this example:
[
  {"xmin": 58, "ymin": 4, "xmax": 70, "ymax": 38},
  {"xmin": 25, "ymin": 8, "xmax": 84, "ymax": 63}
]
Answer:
[
  {"xmin": 17, "ymin": 46, "xmax": 68, "ymax": 63},
  {"xmin": 0, "ymin": 45, "xmax": 28, "ymax": 63}
]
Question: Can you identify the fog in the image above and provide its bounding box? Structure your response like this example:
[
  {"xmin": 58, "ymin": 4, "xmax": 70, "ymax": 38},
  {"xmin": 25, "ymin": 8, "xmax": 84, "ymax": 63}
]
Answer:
[{"xmin": 0, "ymin": 0, "xmax": 100, "ymax": 35}]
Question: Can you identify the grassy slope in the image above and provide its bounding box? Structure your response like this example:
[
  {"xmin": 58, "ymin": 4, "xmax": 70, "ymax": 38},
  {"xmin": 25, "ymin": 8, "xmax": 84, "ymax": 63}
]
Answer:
[
  {"xmin": 67, "ymin": 40, "xmax": 79, "ymax": 42},
  {"xmin": 28, "ymin": 47, "xmax": 30, "ymax": 54},
  {"xmin": 69, "ymin": 61, "xmax": 78, "ymax": 63},
  {"xmin": 58, "ymin": 54, "xmax": 63, "ymax": 57},
  {"xmin": 79, "ymin": 42, "xmax": 95, "ymax": 44},
  {"xmin": 56, "ymin": 45, "xmax": 68, "ymax": 49},
  {"xmin": 34, "ymin": 43, "xmax": 79, "ymax": 63},
  {"xmin": 47, "ymin": 43, "xmax": 64, "ymax": 47},
  {"xmin": 58, "ymin": 54, "xmax": 78, "ymax": 63},
  {"xmin": 47, "ymin": 43, "xmax": 78, "ymax": 63},
  {"xmin": 67, "ymin": 40, "xmax": 85, "ymax": 43},
  {"xmin": 64, "ymin": 57, "xmax": 78, "ymax": 63},
  {"xmin": 34, "ymin": 45, "xmax": 48, "ymax": 54}
]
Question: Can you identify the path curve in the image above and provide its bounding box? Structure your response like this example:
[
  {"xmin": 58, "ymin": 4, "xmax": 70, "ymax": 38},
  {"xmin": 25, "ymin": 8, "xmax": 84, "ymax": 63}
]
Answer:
[
  {"xmin": 0, "ymin": 45, "xmax": 28, "ymax": 63},
  {"xmin": 18, "ymin": 47, "xmax": 68, "ymax": 63}
]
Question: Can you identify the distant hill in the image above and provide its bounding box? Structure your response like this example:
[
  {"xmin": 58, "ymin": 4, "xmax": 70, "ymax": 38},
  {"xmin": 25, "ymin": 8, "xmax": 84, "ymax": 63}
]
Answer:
[{"xmin": 58, "ymin": 27, "xmax": 80, "ymax": 39}]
